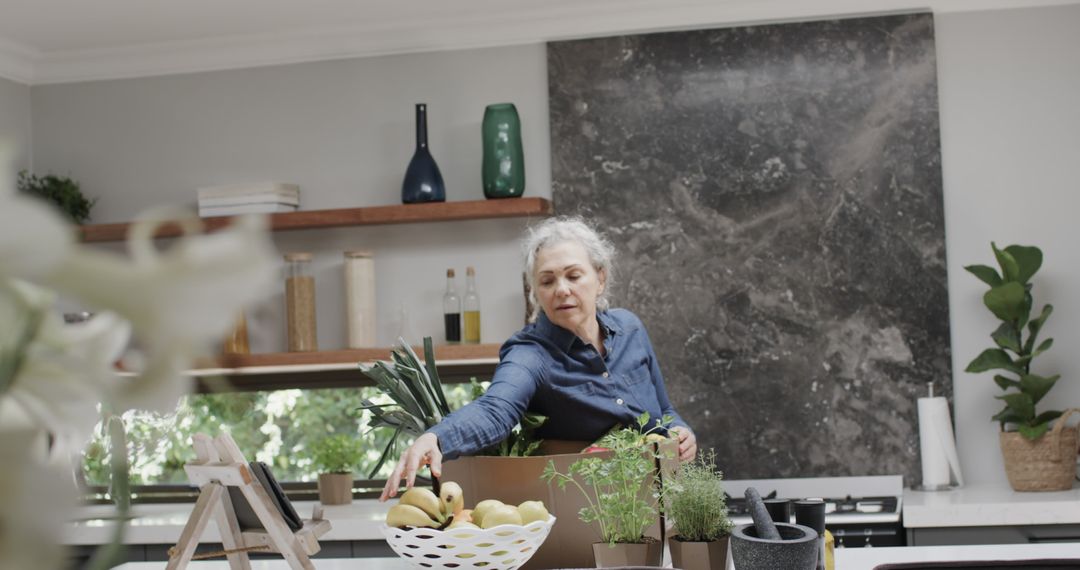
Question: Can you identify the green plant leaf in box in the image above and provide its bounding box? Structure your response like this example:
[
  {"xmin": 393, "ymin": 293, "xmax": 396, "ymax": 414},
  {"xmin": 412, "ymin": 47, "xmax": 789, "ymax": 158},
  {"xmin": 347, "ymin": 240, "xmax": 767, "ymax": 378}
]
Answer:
[
  {"xmin": 983, "ymin": 282, "xmax": 1027, "ymax": 323},
  {"xmin": 358, "ymin": 337, "xmax": 547, "ymax": 478},
  {"xmin": 964, "ymin": 264, "xmax": 1002, "ymax": 287},
  {"xmin": 1004, "ymin": 245, "xmax": 1042, "ymax": 284},
  {"xmin": 990, "ymin": 323, "xmax": 1021, "ymax": 353},
  {"xmin": 1019, "ymin": 373, "xmax": 1059, "ymax": 406},
  {"xmin": 965, "ymin": 348, "xmax": 1021, "ymax": 375},
  {"xmin": 991, "ymin": 242, "xmax": 1020, "ymax": 283}
]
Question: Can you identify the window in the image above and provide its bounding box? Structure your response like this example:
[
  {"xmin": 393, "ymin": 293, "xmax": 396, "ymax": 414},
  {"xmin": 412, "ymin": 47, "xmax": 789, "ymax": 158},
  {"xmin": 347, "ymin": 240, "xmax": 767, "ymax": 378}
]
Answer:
[{"xmin": 82, "ymin": 382, "xmax": 482, "ymax": 502}]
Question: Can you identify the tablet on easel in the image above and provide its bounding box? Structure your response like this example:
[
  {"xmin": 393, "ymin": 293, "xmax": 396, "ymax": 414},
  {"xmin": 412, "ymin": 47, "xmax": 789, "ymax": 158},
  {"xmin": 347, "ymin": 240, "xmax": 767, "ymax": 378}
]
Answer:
[{"xmin": 227, "ymin": 461, "xmax": 303, "ymax": 532}]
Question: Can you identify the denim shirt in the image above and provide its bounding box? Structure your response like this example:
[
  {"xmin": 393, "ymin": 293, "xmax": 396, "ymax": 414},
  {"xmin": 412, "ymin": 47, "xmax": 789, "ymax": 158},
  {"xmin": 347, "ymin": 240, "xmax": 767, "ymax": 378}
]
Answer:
[{"xmin": 428, "ymin": 308, "xmax": 689, "ymax": 460}]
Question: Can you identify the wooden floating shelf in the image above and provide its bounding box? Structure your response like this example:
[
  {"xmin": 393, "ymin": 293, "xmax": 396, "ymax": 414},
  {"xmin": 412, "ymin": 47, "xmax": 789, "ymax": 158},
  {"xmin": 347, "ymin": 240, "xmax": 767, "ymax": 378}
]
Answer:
[
  {"xmin": 212, "ymin": 343, "xmax": 500, "ymax": 369},
  {"xmin": 80, "ymin": 197, "xmax": 553, "ymax": 243},
  {"xmin": 189, "ymin": 344, "xmax": 501, "ymax": 393}
]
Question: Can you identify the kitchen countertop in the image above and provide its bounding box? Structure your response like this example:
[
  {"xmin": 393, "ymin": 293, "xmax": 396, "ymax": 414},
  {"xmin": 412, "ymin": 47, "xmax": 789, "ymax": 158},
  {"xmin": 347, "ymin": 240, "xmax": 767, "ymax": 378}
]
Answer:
[
  {"xmin": 109, "ymin": 543, "xmax": 1080, "ymax": 570},
  {"xmin": 903, "ymin": 481, "xmax": 1080, "ymax": 528},
  {"xmin": 71, "ymin": 480, "xmax": 1080, "ymax": 545}
]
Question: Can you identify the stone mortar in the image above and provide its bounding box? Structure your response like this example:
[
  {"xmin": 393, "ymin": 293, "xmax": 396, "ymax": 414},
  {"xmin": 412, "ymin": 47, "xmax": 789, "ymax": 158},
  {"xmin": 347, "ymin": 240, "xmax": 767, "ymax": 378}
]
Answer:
[{"xmin": 730, "ymin": 522, "xmax": 819, "ymax": 570}]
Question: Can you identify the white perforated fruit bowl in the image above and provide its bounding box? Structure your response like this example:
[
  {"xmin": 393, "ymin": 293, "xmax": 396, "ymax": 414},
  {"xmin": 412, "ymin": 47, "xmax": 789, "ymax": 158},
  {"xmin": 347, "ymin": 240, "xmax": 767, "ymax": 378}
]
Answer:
[{"xmin": 380, "ymin": 516, "xmax": 556, "ymax": 570}]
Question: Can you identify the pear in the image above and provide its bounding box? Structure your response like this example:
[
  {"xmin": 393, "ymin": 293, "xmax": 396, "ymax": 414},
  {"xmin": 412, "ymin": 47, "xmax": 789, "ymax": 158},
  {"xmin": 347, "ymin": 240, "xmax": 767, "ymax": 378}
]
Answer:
[
  {"xmin": 447, "ymin": 519, "xmax": 480, "ymax": 530},
  {"xmin": 471, "ymin": 499, "xmax": 504, "ymax": 527},
  {"xmin": 480, "ymin": 504, "xmax": 523, "ymax": 529},
  {"xmin": 385, "ymin": 504, "xmax": 440, "ymax": 528},
  {"xmin": 439, "ymin": 481, "xmax": 465, "ymax": 518},
  {"xmin": 517, "ymin": 500, "xmax": 550, "ymax": 525},
  {"xmin": 400, "ymin": 487, "xmax": 444, "ymax": 522}
]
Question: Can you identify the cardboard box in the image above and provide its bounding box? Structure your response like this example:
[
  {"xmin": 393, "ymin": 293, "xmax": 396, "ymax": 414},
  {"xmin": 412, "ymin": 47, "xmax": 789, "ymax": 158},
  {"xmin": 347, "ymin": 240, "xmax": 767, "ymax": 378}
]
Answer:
[{"xmin": 440, "ymin": 440, "xmax": 677, "ymax": 570}]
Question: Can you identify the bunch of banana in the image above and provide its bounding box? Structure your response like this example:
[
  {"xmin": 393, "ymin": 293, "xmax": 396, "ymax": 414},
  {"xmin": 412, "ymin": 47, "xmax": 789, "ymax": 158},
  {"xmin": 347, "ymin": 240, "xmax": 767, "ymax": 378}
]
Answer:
[{"xmin": 385, "ymin": 482, "xmax": 466, "ymax": 529}]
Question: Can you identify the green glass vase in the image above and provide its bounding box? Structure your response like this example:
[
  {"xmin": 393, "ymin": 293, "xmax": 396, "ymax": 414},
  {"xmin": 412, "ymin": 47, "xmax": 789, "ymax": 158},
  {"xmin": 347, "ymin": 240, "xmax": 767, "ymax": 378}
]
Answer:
[{"xmin": 481, "ymin": 103, "xmax": 525, "ymax": 199}]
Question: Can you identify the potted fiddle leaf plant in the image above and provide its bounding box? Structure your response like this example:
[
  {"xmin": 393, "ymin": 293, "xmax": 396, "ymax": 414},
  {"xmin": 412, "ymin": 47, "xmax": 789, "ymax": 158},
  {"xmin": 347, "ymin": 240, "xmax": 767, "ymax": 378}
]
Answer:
[
  {"xmin": 542, "ymin": 413, "xmax": 673, "ymax": 568},
  {"xmin": 662, "ymin": 449, "xmax": 733, "ymax": 570},
  {"xmin": 309, "ymin": 433, "xmax": 365, "ymax": 505},
  {"xmin": 964, "ymin": 242, "xmax": 1078, "ymax": 491}
]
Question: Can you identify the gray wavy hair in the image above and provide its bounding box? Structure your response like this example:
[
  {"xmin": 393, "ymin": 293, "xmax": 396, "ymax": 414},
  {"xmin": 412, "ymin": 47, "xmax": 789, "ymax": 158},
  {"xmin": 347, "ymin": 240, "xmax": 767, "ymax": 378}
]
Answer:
[{"xmin": 522, "ymin": 216, "xmax": 616, "ymax": 322}]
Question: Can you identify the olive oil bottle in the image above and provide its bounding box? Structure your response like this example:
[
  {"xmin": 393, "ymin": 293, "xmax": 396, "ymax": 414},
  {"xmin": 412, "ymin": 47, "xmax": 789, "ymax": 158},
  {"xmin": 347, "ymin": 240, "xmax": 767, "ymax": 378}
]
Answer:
[{"xmin": 463, "ymin": 266, "xmax": 481, "ymax": 344}]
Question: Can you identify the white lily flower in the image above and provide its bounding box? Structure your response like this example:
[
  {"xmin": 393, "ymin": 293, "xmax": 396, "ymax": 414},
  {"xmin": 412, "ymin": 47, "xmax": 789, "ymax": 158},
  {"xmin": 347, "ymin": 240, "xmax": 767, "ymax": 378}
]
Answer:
[
  {"xmin": 0, "ymin": 280, "xmax": 131, "ymax": 450},
  {"xmin": 0, "ymin": 428, "xmax": 74, "ymax": 570},
  {"xmin": 44, "ymin": 209, "xmax": 277, "ymax": 414}
]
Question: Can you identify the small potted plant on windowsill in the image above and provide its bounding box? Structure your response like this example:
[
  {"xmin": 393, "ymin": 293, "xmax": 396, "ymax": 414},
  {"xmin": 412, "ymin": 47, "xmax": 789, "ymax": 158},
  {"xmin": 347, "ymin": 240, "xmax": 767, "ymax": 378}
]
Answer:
[
  {"xmin": 662, "ymin": 449, "xmax": 733, "ymax": 570},
  {"xmin": 964, "ymin": 242, "xmax": 1078, "ymax": 491},
  {"xmin": 309, "ymin": 433, "xmax": 365, "ymax": 505},
  {"xmin": 542, "ymin": 413, "xmax": 674, "ymax": 568}
]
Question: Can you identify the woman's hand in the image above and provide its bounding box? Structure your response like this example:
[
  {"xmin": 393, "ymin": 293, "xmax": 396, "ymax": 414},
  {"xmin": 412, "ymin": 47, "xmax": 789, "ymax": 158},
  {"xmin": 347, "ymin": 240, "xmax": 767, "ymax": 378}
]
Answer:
[
  {"xmin": 671, "ymin": 426, "xmax": 697, "ymax": 463},
  {"xmin": 380, "ymin": 432, "xmax": 442, "ymax": 501}
]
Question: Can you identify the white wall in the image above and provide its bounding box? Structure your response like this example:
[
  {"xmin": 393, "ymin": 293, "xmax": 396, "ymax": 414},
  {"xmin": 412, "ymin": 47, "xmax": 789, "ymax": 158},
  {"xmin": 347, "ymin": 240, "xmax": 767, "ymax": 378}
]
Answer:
[
  {"xmin": 937, "ymin": 3, "xmax": 1080, "ymax": 484},
  {"xmin": 0, "ymin": 75, "xmax": 31, "ymax": 172},
  {"xmin": 31, "ymin": 45, "xmax": 551, "ymax": 351}
]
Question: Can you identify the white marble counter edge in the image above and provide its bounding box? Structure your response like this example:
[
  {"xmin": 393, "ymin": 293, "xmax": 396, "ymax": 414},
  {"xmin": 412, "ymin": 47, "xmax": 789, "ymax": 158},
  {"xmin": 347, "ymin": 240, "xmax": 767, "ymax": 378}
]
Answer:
[
  {"xmin": 109, "ymin": 543, "xmax": 1080, "ymax": 570},
  {"xmin": 836, "ymin": 542, "xmax": 1080, "ymax": 570},
  {"xmin": 903, "ymin": 482, "xmax": 1080, "ymax": 528},
  {"xmin": 65, "ymin": 499, "xmax": 393, "ymax": 546}
]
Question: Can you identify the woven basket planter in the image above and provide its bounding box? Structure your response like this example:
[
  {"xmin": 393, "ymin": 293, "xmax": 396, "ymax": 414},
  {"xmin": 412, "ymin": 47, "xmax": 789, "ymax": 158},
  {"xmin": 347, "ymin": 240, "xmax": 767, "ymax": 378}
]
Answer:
[{"xmin": 999, "ymin": 409, "xmax": 1080, "ymax": 492}]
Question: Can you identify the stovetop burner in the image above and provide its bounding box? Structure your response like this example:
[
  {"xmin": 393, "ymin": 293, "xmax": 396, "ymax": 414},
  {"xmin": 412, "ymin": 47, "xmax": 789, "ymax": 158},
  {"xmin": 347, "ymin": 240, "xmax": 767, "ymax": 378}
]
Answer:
[{"xmin": 724, "ymin": 493, "xmax": 899, "ymax": 517}]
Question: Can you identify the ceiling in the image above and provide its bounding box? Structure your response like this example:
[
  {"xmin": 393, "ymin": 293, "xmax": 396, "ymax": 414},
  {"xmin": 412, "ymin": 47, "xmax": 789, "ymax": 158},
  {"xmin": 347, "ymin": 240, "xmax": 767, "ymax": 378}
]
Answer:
[{"xmin": 0, "ymin": 0, "xmax": 1075, "ymax": 85}]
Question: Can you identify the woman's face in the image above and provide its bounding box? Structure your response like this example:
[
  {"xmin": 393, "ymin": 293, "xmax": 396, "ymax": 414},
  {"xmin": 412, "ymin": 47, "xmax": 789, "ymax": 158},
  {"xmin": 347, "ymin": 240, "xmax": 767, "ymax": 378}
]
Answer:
[{"xmin": 534, "ymin": 240, "xmax": 606, "ymax": 334}]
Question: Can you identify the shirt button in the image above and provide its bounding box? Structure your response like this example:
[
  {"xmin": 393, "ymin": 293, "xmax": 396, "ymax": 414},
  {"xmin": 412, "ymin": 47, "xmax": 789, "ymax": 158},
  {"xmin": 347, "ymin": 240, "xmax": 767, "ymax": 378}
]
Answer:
[
  {"xmin": 616, "ymin": 398, "xmax": 624, "ymax": 405},
  {"xmin": 602, "ymin": 372, "xmax": 610, "ymax": 378}
]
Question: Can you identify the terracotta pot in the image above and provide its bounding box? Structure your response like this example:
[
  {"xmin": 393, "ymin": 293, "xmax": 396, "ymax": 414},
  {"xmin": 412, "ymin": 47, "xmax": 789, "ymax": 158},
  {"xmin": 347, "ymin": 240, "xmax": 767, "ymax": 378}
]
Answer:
[
  {"xmin": 592, "ymin": 539, "xmax": 662, "ymax": 568},
  {"xmin": 669, "ymin": 535, "xmax": 729, "ymax": 570},
  {"xmin": 317, "ymin": 472, "xmax": 353, "ymax": 505}
]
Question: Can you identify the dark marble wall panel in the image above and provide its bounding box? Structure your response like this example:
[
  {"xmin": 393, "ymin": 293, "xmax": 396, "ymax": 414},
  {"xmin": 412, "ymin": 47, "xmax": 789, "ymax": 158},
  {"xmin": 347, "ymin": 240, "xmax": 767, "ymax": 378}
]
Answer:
[{"xmin": 548, "ymin": 13, "xmax": 949, "ymax": 481}]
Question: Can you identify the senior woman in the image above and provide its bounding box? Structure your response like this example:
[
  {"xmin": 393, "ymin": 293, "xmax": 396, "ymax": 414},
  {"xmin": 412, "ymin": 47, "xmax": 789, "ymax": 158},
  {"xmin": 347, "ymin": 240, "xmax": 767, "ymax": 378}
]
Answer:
[{"xmin": 381, "ymin": 216, "xmax": 696, "ymax": 500}]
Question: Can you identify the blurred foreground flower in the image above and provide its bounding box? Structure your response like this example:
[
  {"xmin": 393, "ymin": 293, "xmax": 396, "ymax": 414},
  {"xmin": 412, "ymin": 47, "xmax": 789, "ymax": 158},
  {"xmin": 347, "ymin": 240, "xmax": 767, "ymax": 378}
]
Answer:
[{"xmin": 0, "ymin": 145, "xmax": 278, "ymax": 569}]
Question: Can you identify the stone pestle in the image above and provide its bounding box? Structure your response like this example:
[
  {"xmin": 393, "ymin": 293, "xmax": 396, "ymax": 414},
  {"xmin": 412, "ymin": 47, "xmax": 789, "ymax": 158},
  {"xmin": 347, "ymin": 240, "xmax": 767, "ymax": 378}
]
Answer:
[{"xmin": 745, "ymin": 487, "xmax": 782, "ymax": 540}]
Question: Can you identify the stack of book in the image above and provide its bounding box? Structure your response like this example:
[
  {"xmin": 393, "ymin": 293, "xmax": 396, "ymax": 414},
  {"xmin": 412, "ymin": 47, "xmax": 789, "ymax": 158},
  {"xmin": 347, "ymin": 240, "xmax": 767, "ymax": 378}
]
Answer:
[{"xmin": 197, "ymin": 183, "xmax": 300, "ymax": 217}]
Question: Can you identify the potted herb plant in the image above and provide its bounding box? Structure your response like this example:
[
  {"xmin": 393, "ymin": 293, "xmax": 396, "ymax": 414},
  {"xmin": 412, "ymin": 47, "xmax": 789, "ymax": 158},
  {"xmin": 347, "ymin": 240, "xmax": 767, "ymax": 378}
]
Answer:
[
  {"xmin": 964, "ymin": 242, "xmax": 1078, "ymax": 491},
  {"xmin": 309, "ymin": 433, "xmax": 365, "ymax": 505},
  {"xmin": 662, "ymin": 449, "xmax": 733, "ymax": 570},
  {"xmin": 542, "ymin": 413, "xmax": 673, "ymax": 568}
]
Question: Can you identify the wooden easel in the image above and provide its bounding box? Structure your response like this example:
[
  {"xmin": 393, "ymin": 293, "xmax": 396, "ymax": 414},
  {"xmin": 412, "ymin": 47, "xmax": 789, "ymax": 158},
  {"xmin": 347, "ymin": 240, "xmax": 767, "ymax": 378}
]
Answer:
[{"xmin": 166, "ymin": 433, "xmax": 332, "ymax": 570}]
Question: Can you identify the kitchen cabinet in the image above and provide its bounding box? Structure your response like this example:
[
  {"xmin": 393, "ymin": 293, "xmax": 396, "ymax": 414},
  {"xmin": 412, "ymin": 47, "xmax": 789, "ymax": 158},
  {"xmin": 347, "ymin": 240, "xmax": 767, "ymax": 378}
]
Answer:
[
  {"xmin": 78, "ymin": 197, "xmax": 553, "ymax": 242},
  {"xmin": 903, "ymin": 483, "xmax": 1080, "ymax": 546},
  {"xmin": 907, "ymin": 523, "xmax": 1080, "ymax": 546}
]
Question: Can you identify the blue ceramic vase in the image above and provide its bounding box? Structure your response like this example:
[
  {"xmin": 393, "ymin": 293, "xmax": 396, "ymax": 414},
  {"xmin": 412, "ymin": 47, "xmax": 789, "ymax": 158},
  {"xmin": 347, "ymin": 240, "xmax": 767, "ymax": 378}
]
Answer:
[{"xmin": 401, "ymin": 103, "xmax": 446, "ymax": 203}]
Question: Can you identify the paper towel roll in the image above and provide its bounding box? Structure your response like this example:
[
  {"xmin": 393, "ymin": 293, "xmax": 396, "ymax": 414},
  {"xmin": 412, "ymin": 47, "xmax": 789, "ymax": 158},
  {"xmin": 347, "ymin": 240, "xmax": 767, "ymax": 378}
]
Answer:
[{"xmin": 918, "ymin": 396, "xmax": 964, "ymax": 487}]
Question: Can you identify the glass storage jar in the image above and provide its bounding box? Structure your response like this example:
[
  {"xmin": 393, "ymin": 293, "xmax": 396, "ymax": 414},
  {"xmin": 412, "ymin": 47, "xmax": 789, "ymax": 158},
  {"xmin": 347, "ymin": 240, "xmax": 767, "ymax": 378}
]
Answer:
[
  {"xmin": 343, "ymin": 250, "xmax": 376, "ymax": 348},
  {"xmin": 284, "ymin": 252, "xmax": 318, "ymax": 352}
]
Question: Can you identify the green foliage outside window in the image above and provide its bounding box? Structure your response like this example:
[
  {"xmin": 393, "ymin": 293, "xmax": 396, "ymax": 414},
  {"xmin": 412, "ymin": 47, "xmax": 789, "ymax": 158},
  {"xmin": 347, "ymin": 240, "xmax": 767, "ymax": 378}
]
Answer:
[{"xmin": 82, "ymin": 384, "xmax": 480, "ymax": 486}]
